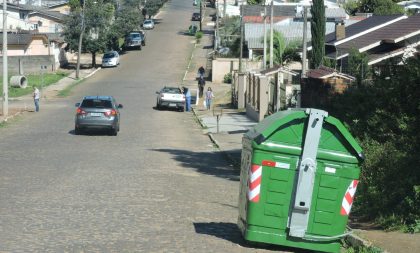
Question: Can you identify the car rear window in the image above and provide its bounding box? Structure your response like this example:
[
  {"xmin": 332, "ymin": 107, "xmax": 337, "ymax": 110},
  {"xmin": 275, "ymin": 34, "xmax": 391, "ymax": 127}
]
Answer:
[
  {"xmin": 103, "ymin": 53, "xmax": 115, "ymax": 58},
  {"xmin": 162, "ymin": 88, "xmax": 180, "ymax": 94},
  {"xmin": 130, "ymin": 33, "xmax": 141, "ymax": 38},
  {"xmin": 81, "ymin": 99, "xmax": 113, "ymax": 109}
]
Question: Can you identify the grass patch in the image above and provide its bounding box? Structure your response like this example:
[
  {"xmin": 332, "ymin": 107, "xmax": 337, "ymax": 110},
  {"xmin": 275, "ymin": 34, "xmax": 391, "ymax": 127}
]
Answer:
[
  {"xmin": 344, "ymin": 246, "xmax": 383, "ymax": 253},
  {"xmin": 0, "ymin": 120, "xmax": 7, "ymax": 128},
  {"xmin": 57, "ymin": 79, "xmax": 84, "ymax": 97},
  {"xmin": 0, "ymin": 72, "xmax": 69, "ymax": 98},
  {"xmin": 0, "ymin": 114, "xmax": 22, "ymax": 128}
]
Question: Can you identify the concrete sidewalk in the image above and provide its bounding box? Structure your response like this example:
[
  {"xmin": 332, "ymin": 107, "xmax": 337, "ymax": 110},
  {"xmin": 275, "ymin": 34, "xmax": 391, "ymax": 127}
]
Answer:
[{"xmin": 0, "ymin": 68, "xmax": 100, "ymax": 123}]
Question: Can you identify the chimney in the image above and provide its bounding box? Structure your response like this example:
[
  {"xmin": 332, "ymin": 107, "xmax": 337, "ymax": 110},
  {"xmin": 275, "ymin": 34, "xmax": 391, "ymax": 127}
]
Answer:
[{"xmin": 335, "ymin": 21, "xmax": 346, "ymax": 41}]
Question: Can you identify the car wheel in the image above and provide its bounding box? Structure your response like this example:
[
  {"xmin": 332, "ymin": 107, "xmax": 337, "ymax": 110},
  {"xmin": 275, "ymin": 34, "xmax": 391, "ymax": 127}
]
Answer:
[
  {"xmin": 75, "ymin": 126, "xmax": 82, "ymax": 135},
  {"xmin": 179, "ymin": 107, "xmax": 185, "ymax": 112},
  {"xmin": 110, "ymin": 128, "xmax": 118, "ymax": 136}
]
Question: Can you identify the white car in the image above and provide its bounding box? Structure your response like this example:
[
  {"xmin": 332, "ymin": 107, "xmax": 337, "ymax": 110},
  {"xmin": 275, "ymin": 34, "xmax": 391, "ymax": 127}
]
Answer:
[
  {"xmin": 101, "ymin": 51, "xmax": 120, "ymax": 67},
  {"xmin": 143, "ymin": 19, "xmax": 155, "ymax": 29},
  {"xmin": 156, "ymin": 86, "xmax": 185, "ymax": 111}
]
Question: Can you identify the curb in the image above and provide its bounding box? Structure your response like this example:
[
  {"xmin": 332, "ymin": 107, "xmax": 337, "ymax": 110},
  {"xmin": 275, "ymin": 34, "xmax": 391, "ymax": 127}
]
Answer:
[
  {"xmin": 345, "ymin": 233, "xmax": 373, "ymax": 248},
  {"xmin": 192, "ymin": 107, "xmax": 241, "ymax": 169},
  {"xmin": 85, "ymin": 67, "xmax": 101, "ymax": 78},
  {"xmin": 0, "ymin": 110, "xmax": 24, "ymax": 124}
]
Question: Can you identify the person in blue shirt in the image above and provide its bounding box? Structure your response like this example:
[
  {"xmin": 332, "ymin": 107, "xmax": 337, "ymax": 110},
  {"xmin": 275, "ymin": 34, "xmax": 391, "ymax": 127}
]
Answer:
[{"xmin": 183, "ymin": 87, "xmax": 191, "ymax": 112}]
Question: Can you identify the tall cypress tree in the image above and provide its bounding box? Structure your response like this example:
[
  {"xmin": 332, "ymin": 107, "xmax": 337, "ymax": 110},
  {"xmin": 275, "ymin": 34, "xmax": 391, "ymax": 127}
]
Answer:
[{"xmin": 310, "ymin": 0, "xmax": 325, "ymax": 69}]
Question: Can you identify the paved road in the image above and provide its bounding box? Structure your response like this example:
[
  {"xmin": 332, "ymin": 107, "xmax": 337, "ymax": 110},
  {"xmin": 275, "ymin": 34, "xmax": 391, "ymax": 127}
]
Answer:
[{"xmin": 0, "ymin": 1, "xmax": 296, "ymax": 252}]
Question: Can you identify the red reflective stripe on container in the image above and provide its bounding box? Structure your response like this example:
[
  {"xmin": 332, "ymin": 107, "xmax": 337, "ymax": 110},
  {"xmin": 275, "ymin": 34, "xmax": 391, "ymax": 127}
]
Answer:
[
  {"xmin": 344, "ymin": 192, "xmax": 353, "ymax": 205},
  {"xmin": 248, "ymin": 164, "xmax": 262, "ymax": 203},
  {"xmin": 262, "ymin": 160, "xmax": 275, "ymax": 167},
  {"xmin": 341, "ymin": 180, "xmax": 359, "ymax": 216},
  {"xmin": 249, "ymin": 176, "xmax": 261, "ymax": 191}
]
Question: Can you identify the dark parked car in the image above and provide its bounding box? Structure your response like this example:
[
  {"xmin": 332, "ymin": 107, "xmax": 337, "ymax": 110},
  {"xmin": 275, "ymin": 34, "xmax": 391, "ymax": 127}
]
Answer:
[
  {"xmin": 192, "ymin": 12, "xmax": 201, "ymax": 21},
  {"xmin": 123, "ymin": 31, "xmax": 145, "ymax": 50},
  {"xmin": 75, "ymin": 96, "xmax": 123, "ymax": 136}
]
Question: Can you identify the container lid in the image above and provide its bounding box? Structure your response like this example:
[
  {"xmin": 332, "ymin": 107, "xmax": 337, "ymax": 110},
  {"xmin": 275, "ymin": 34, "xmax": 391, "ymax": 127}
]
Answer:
[{"xmin": 244, "ymin": 109, "xmax": 364, "ymax": 162}]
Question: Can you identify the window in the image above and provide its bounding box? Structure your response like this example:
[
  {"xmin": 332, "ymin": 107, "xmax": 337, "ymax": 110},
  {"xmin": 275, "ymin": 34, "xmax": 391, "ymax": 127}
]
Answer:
[{"xmin": 81, "ymin": 99, "xmax": 113, "ymax": 109}]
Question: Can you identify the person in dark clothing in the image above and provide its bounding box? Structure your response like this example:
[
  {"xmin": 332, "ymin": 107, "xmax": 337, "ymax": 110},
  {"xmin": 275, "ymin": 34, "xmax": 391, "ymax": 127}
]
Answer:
[
  {"xmin": 198, "ymin": 77, "xmax": 205, "ymax": 97},
  {"xmin": 198, "ymin": 66, "xmax": 205, "ymax": 79}
]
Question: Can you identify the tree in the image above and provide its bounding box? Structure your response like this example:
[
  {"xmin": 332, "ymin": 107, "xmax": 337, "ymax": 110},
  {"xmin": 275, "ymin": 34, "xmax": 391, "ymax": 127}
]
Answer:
[
  {"xmin": 218, "ymin": 16, "xmax": 241, "ymax": 56},
  {"xmin": 110, "ymin": 5, "xmax": 143, "ymax": 45},
  {"xmin": 325, "ymin": 56, "xmax": 420, "ymax": 230},
  {"xmin": 310, "ymin": 0, "xmax": 325, "ymax": 69},
  {"xmin": 344, "ymin": 0, "xmax": 405, "ymax": 15},
  {"xmin": 63, "ymin": 0, "xmax": 115, "ymax": 67},
  {"xmin": 246, "ymin": 0, "xmax": 263, "ymax": 5},
  {"xmin": 347, "ymin": 48, "xmax": 370, "ymax": 86},
  {"xmin": 263, "ymin": 31, "xmax": 301, "ymax": 65},
  {"xmin": 145, "ymin": 0, "xmax": 164, "ymax": 18}
]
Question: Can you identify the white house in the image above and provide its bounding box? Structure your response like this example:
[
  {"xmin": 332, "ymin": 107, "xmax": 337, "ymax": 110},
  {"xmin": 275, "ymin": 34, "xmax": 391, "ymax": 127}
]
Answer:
[{"xmin": 0, "ymin": 3, "xmax": 35, "ymax": 31}]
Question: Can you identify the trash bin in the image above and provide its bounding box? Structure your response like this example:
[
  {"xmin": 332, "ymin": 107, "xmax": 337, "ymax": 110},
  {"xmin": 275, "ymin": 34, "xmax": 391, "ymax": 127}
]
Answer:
[{"xmin": 238, "ymin": 108, "xmax": 364, "ymax": 253}]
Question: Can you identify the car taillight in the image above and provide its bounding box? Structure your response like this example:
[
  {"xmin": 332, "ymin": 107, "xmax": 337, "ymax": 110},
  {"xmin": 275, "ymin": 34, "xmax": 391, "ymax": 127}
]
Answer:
[
  {"xmin": 104, "ymin": 109, "xmax": 117, "ymax": 117},
  {"xmin": 76, "ymin": 108, "xmax": 86, "ymax": 115}
]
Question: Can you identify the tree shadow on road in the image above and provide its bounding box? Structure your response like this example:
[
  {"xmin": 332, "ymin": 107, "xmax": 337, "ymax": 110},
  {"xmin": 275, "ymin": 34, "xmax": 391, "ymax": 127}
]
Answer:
[
  {"xmin": 151, "ymin": 148, "xmax": 240, "ymax": 181},
  {"xmin": 193, "ymin": 222, "xmax": 310, "ymax": 252}
]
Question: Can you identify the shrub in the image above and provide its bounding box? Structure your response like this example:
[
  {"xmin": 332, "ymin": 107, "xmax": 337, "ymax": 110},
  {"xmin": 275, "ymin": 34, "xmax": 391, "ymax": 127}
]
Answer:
[
  {"xmin": 223, "ymin": 73, "xmax": 232, "ymax": 84},
  {"xmin": 195, "ymin": 31, "xmax": 203, "ymax": 42}
]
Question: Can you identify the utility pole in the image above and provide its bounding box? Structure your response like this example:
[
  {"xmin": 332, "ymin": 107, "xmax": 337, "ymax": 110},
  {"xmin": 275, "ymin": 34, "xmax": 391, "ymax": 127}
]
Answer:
[
  {"xmin": 215, "ymin": 0, "xmax": 219, "ymax": 50},
  {"xmin": 262, "ymin": 6, "xmax": 267, "ymax": 69},
  {"xmin": 239, "ymin": 5, "xmax": 243, "ymax": 73},
  {"xmin": 76, "ymin": 0, "xmax": 86, "ymax": 79},
  {"xmin": 2, "ymin": 0, "xmax": 8, "ymax": 117},
  {"xmin": 199, "ymin": 0, "xmax": 203, "ymax": 31},
  {"xmin": 301, "ymin": 6, "xmax": 308, "ymax": 78},
  {"xmin": 269, "ymin": 0, "xmax": 273, "ymax": 68}
]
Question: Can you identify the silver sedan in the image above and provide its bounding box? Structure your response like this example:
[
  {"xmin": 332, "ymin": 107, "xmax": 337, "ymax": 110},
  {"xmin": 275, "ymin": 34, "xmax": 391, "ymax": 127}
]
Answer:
[
  {"xmin": 143, "ymin": 19, "xmax": 155, "ymax": 29},
  {"xmin": 102, "ymin": 51, "xmax": 120, "ymax": 67}
]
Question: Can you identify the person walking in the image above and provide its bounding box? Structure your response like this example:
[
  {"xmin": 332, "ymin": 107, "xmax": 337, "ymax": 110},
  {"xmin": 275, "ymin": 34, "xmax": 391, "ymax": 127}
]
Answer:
[
  {"xmin": 198, "ymin": 77, "xmax": 205, "ymax": 98},
  {"xmin": 33, "ymin": 86, "xmax": 40, "ymax": 112},
  {"xmin": 198, "ymin": 66, "xmax": 205, "ymax": 79},
  {"xmin": 205, "ymin": 87, "xmax": 214, "ymax": 110}
]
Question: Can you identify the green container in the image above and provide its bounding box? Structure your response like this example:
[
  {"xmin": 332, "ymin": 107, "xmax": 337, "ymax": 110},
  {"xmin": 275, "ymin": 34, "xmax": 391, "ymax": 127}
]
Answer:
[{"xmin": 238, "ymin": 109, "xmax": 364, "ymax": 253}]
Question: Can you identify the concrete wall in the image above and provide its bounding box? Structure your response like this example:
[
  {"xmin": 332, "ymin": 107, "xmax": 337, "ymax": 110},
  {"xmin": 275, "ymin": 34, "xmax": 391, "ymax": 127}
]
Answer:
[
  {"xmin": 0, "ymin": 55, "xmax": 55, "ymax": 75},
  {"xmin": 212, "ymin": 58, "xmax": 262, "ymax": 83}
]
